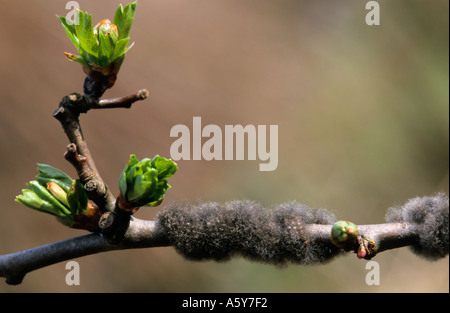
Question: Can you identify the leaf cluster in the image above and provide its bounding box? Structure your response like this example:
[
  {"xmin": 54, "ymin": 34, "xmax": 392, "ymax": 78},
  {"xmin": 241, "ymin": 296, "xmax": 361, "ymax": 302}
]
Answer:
[
  {"xmin": 15, "ymin": 164, "xmax": 89, "ymax": 226},
  {"xmin": 57, "ymin": 2, "xmax": 136, "ymax": 69},
  {"xmin": 119, "ymin": 155, "xmax": 178, "ymax": 208}
]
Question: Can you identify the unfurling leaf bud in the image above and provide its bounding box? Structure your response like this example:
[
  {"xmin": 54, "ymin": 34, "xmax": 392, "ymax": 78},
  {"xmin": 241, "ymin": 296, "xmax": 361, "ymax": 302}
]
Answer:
[
  {"xmin": 16, "ymin": 164, "xmax": 101, "ymax": 231},
  {"xmin": 36, "ymin": 163, "xmax": 73, "ymax": 192},
  {"xmin": 57, "ymin": 2, "xmax": 137, "ymax": 97},
  {"xmin": 46, "ymin": 182, "xmax": 69, "ymax": 207},
  {"xmin": 331, "ymin": 220, "xmax": 359, "ymax": 249},
  {"xmin": 118, "ymin": 154, "xmax": 178, "ymax": 210},
  {"xmin": 67, "ymin": 179, "xmax": 89, "ymax": 215},
  {"xmin": 94, "ymin": 19, "xmax": 119, "ymax": 39},
  {"xmin": 16, "ymin": 183, "xmax": 69, "ymax": 218}
]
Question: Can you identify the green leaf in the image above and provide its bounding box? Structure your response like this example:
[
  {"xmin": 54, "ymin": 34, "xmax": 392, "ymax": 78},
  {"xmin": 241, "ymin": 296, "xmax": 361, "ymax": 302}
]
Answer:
[
  {"xmin": 63, "ymin": 52, "xmax": 89, "ymax": 66},
  {"xmin": 128, "ymin": 169, "xmax": 157, "ymax": 204},
  {"xmin": 16, "ymin": 189, "xmax": 72, "ymax": 220},
  {"xmin": 119, "ymin": 154, "xmax": 140, "ymax": 196},
  {"xmin": 16, "ymin": 165, "xmax": 93, "ymax": 228},
  {"xmin": 146, "ymin": 180, "xmax": 170, "ymax": 205},
  {"xmin": 67, "ymin": 180, "xmax": 89, "ymax": 215},
  {"xmin": 119, "ymin": 154, "xmax": 177, "ymax": 208},
  {"xmin": 57, "ymin": 15, "xmax": 80, "ymax": 51},
  {"xmin": 16, "ymin": 189, "xmax": 52, "ymax": 215},
  {"xmin": 151, "ymin": 155, "xmax": 178, "ymax": 180},
  {"xmin": 110, "ymin": 37, "xmax": 131, "ymax": 62},
  {"xmin": 59, "ymin": 2, "xmax": 136, "ymax": 73},
  {"xmin": 98, "ymin": 31, "xmax": 114, "ymax": 66},
  {"xmin": 96, "ymin": 19, "xmax": 120, "ymax": 66},
  {"xmin": 27, "ymin": 181, "xmax": 71, "ymax": 216},
  {"xmin": 57, "ymin": 15, "xmax": 76, "ymax": 34},
  {"xmin": 119, "ymin": 172, "xmax": 127, "ymax": 198},
  {"xmin": 75, "ymin": 10, "xmax": 98, "ymax": 62},
  {"xmin": 114, "ymin": 2, "xmax": 137, "ymax": 40},
  {"xmin": 36, "ymin": 164, "xmax": 73, "ymax": 192}
]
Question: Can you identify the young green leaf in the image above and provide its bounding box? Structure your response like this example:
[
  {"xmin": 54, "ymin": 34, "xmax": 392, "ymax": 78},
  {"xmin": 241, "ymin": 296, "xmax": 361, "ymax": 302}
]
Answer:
[
  {"xmin": 114, "ymin": 2, "xmax": 137, "ymax": 40},
  {"xmin": 118, "ymin": 154, "xmax": 177, "ymax": 208},
  {"xmin": 98, "ymin": 32, "xmax": 113, "ymax": 66},
  {"xmin": 75, "ymin": 10, "xmax": 98, "ymax": 59},
  {"xmin": 67, "ymin": 180, "xmax": 89, "ymax": 215},
  {"xmin": 110, "ymin": 38, "xmax": 132, "ymax": 63},
  {"xmin": 57, "ymin": 15, "xmax": 80, "ymax": 50},
  {"xmin": 119, "ymin": 154, "xmax": 140, "ymax": 196},
  {"xmin": 27, "ymin": 181, "xmax": 71, "ymax": 216},
  {"xmin": 37, "ymin": 163, "xmax": 73, "ymax": 192},
  {"xmin": 46, "ymin": 182, "xmax": 69, "ymax": 207},
  {"xmin": 17, "ymin": 164, "xmax": 101, "ymax": 230},
  {"xmin": 16, "ymin": 189, "xmax": 58, "ymax": 216},
  {"xmin": 63, "ymin": 52, "xmax": 89, "ymax": 66},
  {"xmin": 151, "ymin": 155, "xmax": 178, "ymax": 180},
  {"xmin": 58, "ymin": 1, "xmax": 137, "ymax": 82}
]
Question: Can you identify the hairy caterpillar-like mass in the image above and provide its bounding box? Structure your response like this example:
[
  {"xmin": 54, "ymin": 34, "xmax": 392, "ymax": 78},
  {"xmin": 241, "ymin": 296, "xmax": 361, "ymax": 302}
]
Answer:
[
  {"xmin": 156, "ymin": 200, "xmax": 340, "ymax": 266},
  {"xmin": 385, "ymin": 193, "xmax": 449, "ymax": 260}
]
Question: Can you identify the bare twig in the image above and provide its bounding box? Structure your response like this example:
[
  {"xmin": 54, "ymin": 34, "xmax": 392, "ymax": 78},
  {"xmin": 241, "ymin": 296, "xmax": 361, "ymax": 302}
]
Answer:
[
  {"xmin": 63, "ymin": 143, "xmax": 113, "ymax": 214},
  {"xmin": 53, "ymin": 105, "xmax": 116, "ymax": 212},
  {"xmin": 53, "ymin": 101, "xmax": 99, "ymax": 177},
  {"xmin": 95, "ymin": 89, "xmax": 149, "ymax": 109},
  {"xmin": 64, "ymin": 143, "xmax": 94, "ymax": 183},
  {"xmin": 51, "ymin": 89, "xmax": 149, "ymax": 212}
]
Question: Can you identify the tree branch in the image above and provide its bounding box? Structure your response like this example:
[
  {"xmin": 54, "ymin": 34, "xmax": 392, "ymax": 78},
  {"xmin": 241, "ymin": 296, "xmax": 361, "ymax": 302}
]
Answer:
[
  {"xmin": 0, "ymin": 220, "xmax": 419, "ymax": 285},
  {"xmin": 53, "ymin": 98, "xmax": 115, "ymax": 212},
  {"xmin": 64, "ymin": 143, "xmax": 94, "ymax": 184},
  {"xmin": 2, "ymin": 194, "xmax": 446, "ymax": 285},
  {"xmin": 51, "ymin": 89, "xmax": 149, "ymax": 212},
  {"xmin": 0, "ymin": 218, "xmax": 168, "ymax": 285},
  {"xmin": 95, "ymin": 89, "xmax": 149, "ymax": 109}
]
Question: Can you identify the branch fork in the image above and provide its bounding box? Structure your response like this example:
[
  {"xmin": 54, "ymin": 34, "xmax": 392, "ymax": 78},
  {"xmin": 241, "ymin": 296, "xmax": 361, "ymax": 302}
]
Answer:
[{"xmin": 52, "ymin": 89, "xmax": 149, "ymax": 213}]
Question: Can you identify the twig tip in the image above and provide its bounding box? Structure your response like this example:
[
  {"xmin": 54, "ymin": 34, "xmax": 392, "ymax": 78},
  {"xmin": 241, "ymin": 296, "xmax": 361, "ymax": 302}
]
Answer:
[{"xmin": 138, "ymin": 89, "xmax": 149, "ymax": 100}]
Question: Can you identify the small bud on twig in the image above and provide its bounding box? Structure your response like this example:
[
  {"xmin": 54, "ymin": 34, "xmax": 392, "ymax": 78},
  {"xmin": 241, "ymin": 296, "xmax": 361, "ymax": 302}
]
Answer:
[{"xmin": 330, "ymin": 220, "xmax": 359, "ymax": 250}]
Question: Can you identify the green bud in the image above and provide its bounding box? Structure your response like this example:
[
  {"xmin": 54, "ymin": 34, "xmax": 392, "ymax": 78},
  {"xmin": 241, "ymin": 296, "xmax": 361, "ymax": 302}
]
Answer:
[
  {"xmin": 57, "ymin": 2, "xmax": 136, "ymax": 79},
  {"xmin": 27, "ymin": 181, "xmax": 71, "ymax": 216},
  {"xmin": 331, "ymin": 220, "xmax": 359, "ymax": 249},
  {"xmin": 46, "ymin": 182, "xmax": 69, "ymax": 207},
  {"xmin": 119, "ymin": 154, "xmax": 178, "ymax": 209},
  {"xmin": 16, "ymin": 164, "xmax": 99, "ymax": 231},
  {"xmin": 95, "ymin": 19, "xmax": 119, "ymax": 39},
  {"xmin": 67, "ymin": 179, "xmax": 89, "ymax": 215},
  {"xmin": 37, "ymin": 163, "xmax": 73, "ymax": 193},
  {"xmin": 16, "ymin": 189, "xmax": 63, "ymax": 217}
]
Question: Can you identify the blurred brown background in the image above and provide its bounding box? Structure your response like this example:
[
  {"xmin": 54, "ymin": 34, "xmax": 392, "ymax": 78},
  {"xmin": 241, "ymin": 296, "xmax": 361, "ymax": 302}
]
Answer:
[{"xmin": 0, "ymin": 0, "xmax": 448, "ymax": 292}]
